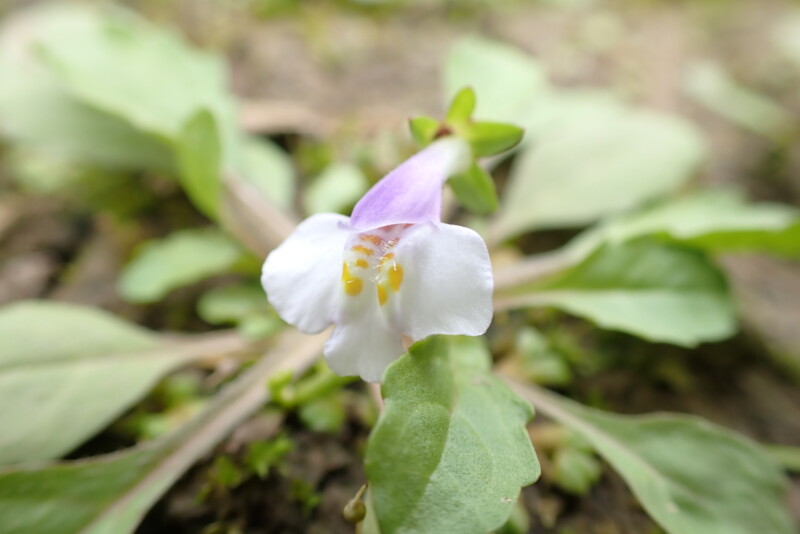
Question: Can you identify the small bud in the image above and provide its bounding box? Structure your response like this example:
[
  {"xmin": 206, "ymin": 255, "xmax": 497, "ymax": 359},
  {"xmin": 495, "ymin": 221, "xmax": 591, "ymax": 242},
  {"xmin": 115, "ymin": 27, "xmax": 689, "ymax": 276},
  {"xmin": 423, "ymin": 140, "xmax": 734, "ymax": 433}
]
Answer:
[
  {"xmin": 343, "ymin": 484, "xmax": 368, "ymax": 524},
  {"xmin": 343, "ymin": 498, "xmax": 366, "ymax": 523}
]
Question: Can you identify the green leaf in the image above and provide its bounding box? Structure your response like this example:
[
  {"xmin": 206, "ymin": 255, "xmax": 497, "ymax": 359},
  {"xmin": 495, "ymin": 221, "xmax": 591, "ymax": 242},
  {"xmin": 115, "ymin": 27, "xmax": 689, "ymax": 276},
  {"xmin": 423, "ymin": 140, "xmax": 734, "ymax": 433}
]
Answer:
[
  {"xmin": 366, "ymin": 336, "xmax": 540, "ymax": 534},
  {"xmin": 196, "ymin": 283, "xmax": 281, "ymax": 339},
  {"xmin": 0, "ymin": 446, "xmax": 164, "ymax": 534},
  {"xmin": 0, "ymin": 301, "xmax": 208, "ymax": 464},
  {"xmin": 408, "ymin": 116, "xmax": 440, "ymax": 148},
  {"xmin": 118, "ymin": 228, "xmax": 244, "ymax": 304},
  {"xmin": 767, "ymin": 444, "xmax": 800, "ymax": 473},
  {"xmin": 303, "ymin": 162, "xmax": 368, "ymax": 215},
  {"xmin": 684, "ymin": 61, "xmax": 792, "ymax": 139},
  {"xmin": 524, "ymin": 89, "xmax": 624, "ymax": 143},
  {"xmin": 508, "ymin": 327, "xmax": 572, "ymax": 386},
  {"xmin": 568, "ymin": 189, "xmax": 800, "ymax": 260},
  {"xmin": 238, "ymin": 135, "xmax": 296, "ymax": 212},
  {"xmin": 0, "ymin": 6, "xmax": 172, "ymax": 171},
  {"xmin": 445, "ymin": 87, "xmax": 476, "ymax": 124},
  {"xmin": 37, "ymin": 4, "xmax": 235, "ymax": 144},
  {"xmin": 444, "ymin": 37, "xmax": 547, "ymax": 125},
  {"xmin": 244, "ymin": 435, "xmax": 293, "ymax": 479},
  {"xmin": 0, "ymin": 329, "xmax": 325, "ymax": 534},
  {"xmin": 175, "ymin": 110, "xmax": 222, "ymax": 218},
  {"xmin": 463, "ymin": 121, "xmax": 524, "ymax": 157},
  {"xmin": 492, "ymin": 109, "xmax": 706, "ymax": 239},
  {"xmin": 448, "ymin": 162, "xmax": 499, "ymax": 214},
  {"xmin": 499, "ymin": 241, "xmax": 735, "ymax": 346},
  {"xmin": 298, "ymin": 392, "xmax": 346, "ymax": 434},
  {"xmin": 197, "ymin": 283, "xmax": 268, "ymax": 325},
  {"xmin": 518, "ymin": 385, "xmax": 794, "ymax": 534},
  {"xmin": 551, "ymin": 444, "xmax": 602, "ymax": 496}
]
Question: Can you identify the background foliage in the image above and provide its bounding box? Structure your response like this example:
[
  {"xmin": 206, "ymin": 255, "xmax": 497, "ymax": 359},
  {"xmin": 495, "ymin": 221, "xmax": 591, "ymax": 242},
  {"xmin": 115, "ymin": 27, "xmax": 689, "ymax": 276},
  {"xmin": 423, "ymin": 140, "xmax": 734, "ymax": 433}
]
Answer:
[{"xmin": 0, "ymin": 0, "xmax": 798, "ymax": 533}]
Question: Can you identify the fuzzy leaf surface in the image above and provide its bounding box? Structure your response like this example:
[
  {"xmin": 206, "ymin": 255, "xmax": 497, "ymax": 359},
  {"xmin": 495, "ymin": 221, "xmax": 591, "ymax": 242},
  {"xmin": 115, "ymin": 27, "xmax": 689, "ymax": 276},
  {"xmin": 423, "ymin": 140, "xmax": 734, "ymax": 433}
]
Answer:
[
  {"xmin": 366, "ymin": 337, "xmax": 539, "ymax": 534},
  {"xmin": 0, "ymin": 301, "xmax": 196, "ymax": 464}
]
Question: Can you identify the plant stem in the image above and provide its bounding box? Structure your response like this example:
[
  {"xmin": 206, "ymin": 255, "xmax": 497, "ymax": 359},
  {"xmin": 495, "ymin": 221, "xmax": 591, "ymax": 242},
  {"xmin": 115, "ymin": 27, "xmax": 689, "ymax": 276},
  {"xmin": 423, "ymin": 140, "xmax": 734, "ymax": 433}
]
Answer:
[
  {"xmin": 221, "ymin": 173, "xmax": 298, "ymax": 257},
  {"xmin": 492, "ymin": 250, "xmax": 574, "ymax": 293}
]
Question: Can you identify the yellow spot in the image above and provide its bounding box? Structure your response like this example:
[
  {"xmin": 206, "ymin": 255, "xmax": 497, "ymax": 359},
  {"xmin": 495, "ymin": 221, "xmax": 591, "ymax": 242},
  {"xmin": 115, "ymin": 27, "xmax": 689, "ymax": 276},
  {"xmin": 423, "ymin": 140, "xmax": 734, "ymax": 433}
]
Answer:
[
  {"xmin": 379, "ymin": 253, "xmax": 395, "ymax": 267},
  {"xmin": 361, "ymin": 234, "xmax": 383, "ymax": 246},
  {"xmin": 388, "ymin": 263, "xmax": 404, "ymax": 291},
  {"xmin": 377, "ymin": 283, "xmax": 388, "ymax": 306},
  {"xmin": 355, "ymin": 259, "xmax": 369, "ymax": 269},
  {"xmin": 341, "ymin": 264, "xmax": 363, "ymax": 296},
  {"xmin": 351, "ymin": 245, "xmax": 373, "ymax": 256}
]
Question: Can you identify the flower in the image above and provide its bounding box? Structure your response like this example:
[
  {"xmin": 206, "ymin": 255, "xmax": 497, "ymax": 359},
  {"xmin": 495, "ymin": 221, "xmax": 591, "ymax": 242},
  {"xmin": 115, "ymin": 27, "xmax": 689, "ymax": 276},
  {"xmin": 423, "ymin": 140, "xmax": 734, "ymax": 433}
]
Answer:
[{"xmin": 262, "ymin": 137, "xmax": 493, "ymax": 382}]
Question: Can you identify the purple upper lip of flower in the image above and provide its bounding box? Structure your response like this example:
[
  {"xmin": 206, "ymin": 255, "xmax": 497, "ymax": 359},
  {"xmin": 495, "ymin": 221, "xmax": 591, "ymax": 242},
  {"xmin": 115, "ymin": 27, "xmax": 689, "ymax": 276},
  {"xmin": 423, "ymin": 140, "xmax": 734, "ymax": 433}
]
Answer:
[{"xmin": 348, "ymin": 138, "xmax": 470, "ymax": 230}]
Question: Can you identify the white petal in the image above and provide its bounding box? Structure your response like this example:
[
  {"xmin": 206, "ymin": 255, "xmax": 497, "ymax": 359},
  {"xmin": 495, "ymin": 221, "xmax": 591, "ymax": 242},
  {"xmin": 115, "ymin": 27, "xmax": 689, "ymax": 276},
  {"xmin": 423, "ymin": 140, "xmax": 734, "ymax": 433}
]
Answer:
[
  {"xmin": 395, "ymin": 223, "xmax": 493, "ymax": 339},
  {"xmin": 262, "ymin": 213, "xmax": 350, "ymax": 334},
  {"xmin": 324, "ymin": 305, "xmax": 404, "ymax": 382}
]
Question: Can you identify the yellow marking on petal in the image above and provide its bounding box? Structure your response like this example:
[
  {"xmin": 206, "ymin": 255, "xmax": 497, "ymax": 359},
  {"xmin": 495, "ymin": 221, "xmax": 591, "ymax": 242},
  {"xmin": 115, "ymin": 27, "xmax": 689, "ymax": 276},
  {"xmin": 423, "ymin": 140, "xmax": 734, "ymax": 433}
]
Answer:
[
  {"xmin": 355, "ymin": 259, "xmax": 369, "ymax": 269},
  {"xmin": 388, "ymin": 263, "xmax": 404, "ymax": 291},
  {"xmin": 341, "ymin": 263, "xmax": 363, "ymax": 296},
  {"xmin": 377, "ymin": 283, "xmax": 388, "ymax": 306},
  {"xmin": 351, "ymin": 245, "xmax": 373, "ymax": 256},
  {"xmin": 379, "ymin": 253, "xmax": 395, "ymax": 268},
  {"xmin": 361, "ymin": 234, "xmax": 383, "ymax": 247}
]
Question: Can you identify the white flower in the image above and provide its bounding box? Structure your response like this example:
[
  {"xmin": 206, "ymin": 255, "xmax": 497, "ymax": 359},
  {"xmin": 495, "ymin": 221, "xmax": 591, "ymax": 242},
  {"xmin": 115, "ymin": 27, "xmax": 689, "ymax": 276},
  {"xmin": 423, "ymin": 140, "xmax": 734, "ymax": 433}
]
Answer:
[{"xmin": 262, "ymin": 138, "xmax": 493, "ymax": 382}]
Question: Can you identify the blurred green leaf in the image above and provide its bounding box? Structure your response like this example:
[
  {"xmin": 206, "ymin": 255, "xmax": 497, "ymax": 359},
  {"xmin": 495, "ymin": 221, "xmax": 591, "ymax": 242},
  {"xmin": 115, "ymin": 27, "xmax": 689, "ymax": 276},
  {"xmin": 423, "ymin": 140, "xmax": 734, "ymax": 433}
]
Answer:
[
  {"xmin": 197, "ymin": 282, "xmax": 281, "ymax": 340},
  {"xmin": 501, "ymin": 241, "xmax": 735, "ymax": 346},
  {"xmin": 176, "ymin": 110, "xmax": 223, "ymax": 218},
  {"xmin": 508, "ymin": 327, "xmax": 571, "ymax": 386},
  {"xmin": 448, "ymin": 162, "xmax": 499, "ymax": 214},
  {"xmin": 119, "ymin": 228, "xmax": 244, "ymax": 304},
  {"xmin": 408, "ymin": 116, "xmax": 440, "ymax": 148},
  {"xmin": 6, "ymin": 150, "xmax": 154, "ymax": 218},
  {"xmin": 37, "ymin": 4, "xmax": 235, "ymax": 146},
  {"xmin": 0, "ymin": 445, "xmax": 163, "ymax": 534},
  {"xmin": 238, "ymin": 136, "xmax": 296, "ymax": 212},
  {"xmin": 205, "ymin": 455, "xmax": 244, "ymax": 493},
  {"xmin": 445, "ymin": 86, "xmax": 476, "ymax": 124},
  {"xmin": 520, "ymin": 386, "xmax": 794, "ymax": 534},
  {"xmin": 237, "ymin": 315, "xmax": 282, "ymax": 340},
  {"xmin": 492, "ymin": 109, "xmax": 705, "ymax": 240},
  {"xmin": 495, "ymin": 501, "xmax": 530, "ymax": 534},
  {"xmin": 5, "ymin": 147, "xmax": 84, "ymax": 195},
  {"xmin": 684, "ymin": 62, "xmax": 792, "ymax": 139},
  {"xmin": 244, "ymin": 435, "xmax": 293, "ymax": 479},
  {"xmin": 523, "ymin": 89, "xmax": 624, "ymax": 143},
  {"xmin": 444, "ymin": 37, "xmax": 547, "ymax": 125},
  {"xmin": 463, "ymin": 121, "xmax": 524, "ymax": 157},
  {"xmin": 552, "ymin": 444, "xmax": 602, "ymax": 496},
  {"xmin": 0, "ymin": 6, "xmax": 171, "ymax": 171},
  {"xmin": 366, "ymin": 336, "xmax": 539, "ymax": 534},
  {"xmin": 298, "ymin": 392, "xmax": 346, "ymax": 434},
  {"xmin": 198, "ymin": 283, "xmax": 268, "ymax": 325},
  {"xmin": 0, "ymin": 301, "xmax": 200, "ymax": 465},
  {"xmin": 303, "ymin": 162, "xmax": 368, "ymax": 215},
  {"xmin": 767, "ymin": 444, "xmax": 800, "ymax": 473},
  {"xmin": 568, "ymin": 189, "xmax": 800, "ymax": 260}
]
